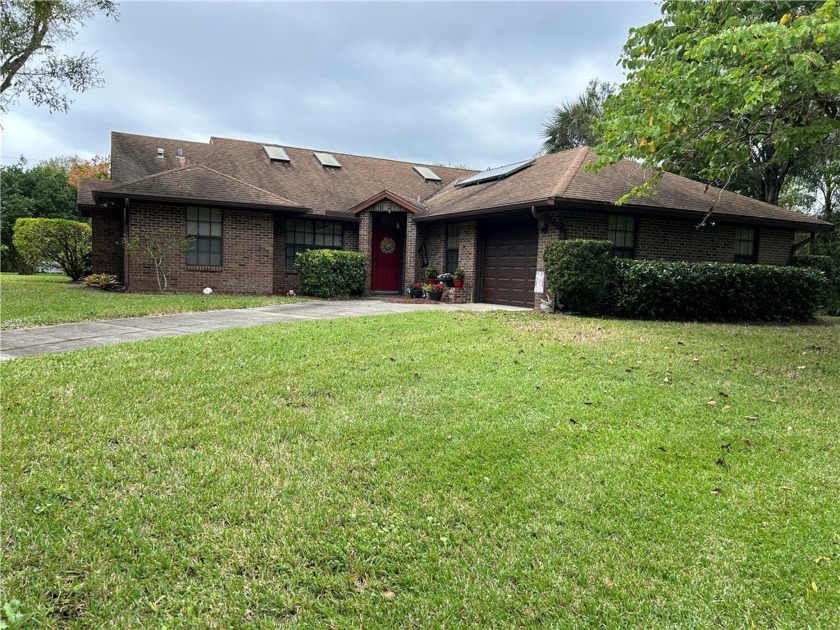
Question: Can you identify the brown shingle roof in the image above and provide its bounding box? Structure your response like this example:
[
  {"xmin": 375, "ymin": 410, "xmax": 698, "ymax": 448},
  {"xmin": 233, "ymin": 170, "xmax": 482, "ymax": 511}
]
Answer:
[
  {"xmin": 106, "ymin": 132, "xmax": 475, "ymax": 215},
  {"xmin": 90, "ymin": 134, "xmax": 832, "ymax": 232},
  {"xmin": 423, "ymin": 147, "xmax": 833, "ymax": 232},
  {"xmin": 97, "ymin": 164, "xmax": 303, "ymax": 210},
  {"xmin": 77, "ymin": 177, "xmax": 116, "ymax": 206}
]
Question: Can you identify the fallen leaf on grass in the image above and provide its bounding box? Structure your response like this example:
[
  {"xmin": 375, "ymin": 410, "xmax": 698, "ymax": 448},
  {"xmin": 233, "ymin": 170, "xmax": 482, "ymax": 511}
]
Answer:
[
  {"xmin": 711, "ymin": 487, "xmax": 724, "ymax": 495},
  {"xmin": 381, "ymin": 589, "xmax": 396, "ymax": 600},
  {"xmin": 707, "ymin": 400, "xmax": 717, "ymax": 406},
  {"xmin": 716, "ymin": 457, "xmax": 726, "ymax": 466},
  {"xmin": 603, "ymin": 577, "xmax": 614, "ymax": 589},
  {"xmin": 745, "ymin": 415, "xmax": 759, "ymax": 421}
]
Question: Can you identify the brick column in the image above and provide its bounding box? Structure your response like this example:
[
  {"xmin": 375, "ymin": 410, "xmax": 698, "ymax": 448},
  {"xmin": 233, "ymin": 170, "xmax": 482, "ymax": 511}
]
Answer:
[
  {"xmin": 403, "ymin": 215, "xmax": 417, "ymax": 291},
  {"xmin": 359, "ymin": 210, "xmax": 373, "ymax": 294}
]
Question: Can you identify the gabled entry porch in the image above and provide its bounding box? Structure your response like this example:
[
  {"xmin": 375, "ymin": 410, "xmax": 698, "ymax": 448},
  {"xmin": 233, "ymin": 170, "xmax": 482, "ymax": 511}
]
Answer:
[{"xmin": 352, "ymin": 191, "xmax": 419, "ymax": 295}]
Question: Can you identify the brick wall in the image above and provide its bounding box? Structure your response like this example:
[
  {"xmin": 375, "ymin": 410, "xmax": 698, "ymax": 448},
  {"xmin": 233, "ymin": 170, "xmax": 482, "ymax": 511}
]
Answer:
[
  {"xmin": 90, "ymin": 209, "xmax": 125, "ymax": 280},
  {"xmin": 415, "ymin": 220, "xmax": 477, "ymax": 304},
  {"xmin": 125, "ymin": 202, "xmax": 273, "ymax": 293},
  {"xmin": 533, "ymin": 208, "xmax": 795, "ymax": 307},
  {"xmin": 271, "ymin": 218, "xmax": 360, "ymax": 294}
]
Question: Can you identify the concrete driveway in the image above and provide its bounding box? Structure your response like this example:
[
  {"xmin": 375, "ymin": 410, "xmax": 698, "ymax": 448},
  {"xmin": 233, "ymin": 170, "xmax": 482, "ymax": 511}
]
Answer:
[{"xmin": 0, "ymin": 298, "xmax": 528, "ymax": 359}]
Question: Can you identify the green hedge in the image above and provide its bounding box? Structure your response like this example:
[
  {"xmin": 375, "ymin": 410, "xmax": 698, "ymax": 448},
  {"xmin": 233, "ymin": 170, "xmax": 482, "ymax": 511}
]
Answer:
[
  {"xmin": 790, "ymin": 254, "xmax": 840, "ymax": 315},
  {"xmin": 609, "ymin": 260, "xmax": 827, "ymax": 322},
  {"xmin": 542, "ymin": 240, "xmax": 828, "ymax": 321},
  {"xmin": 543, "ymin": 239, "xmax": 612, "ymax": 314},
  {"xmin": 294, "ymin": 249, "xmax": 366, "ymax": 298}
]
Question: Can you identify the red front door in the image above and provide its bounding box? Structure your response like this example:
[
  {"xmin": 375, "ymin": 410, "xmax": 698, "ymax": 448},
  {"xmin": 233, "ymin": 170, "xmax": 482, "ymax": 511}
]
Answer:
[{"xmin": 372, "ymin": 223, "xmax": 402, "ymax": 292}]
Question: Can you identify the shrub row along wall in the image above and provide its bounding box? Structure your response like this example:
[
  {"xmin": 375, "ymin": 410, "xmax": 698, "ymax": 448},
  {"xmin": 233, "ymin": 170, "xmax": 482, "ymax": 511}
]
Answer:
[{"xmin": 544, "ymin": 240, "xmax": 829, "ymax": 322}]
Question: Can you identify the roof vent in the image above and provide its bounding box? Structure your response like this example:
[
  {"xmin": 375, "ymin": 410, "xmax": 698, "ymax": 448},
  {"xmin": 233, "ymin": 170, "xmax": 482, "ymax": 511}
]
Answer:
[
  {"xmin": 413, "ymin": 165, "xmax": 442, "ymax": 182},
  {"xmin": 264, "ymin": 145, "xmax": 290, "ymax": 162},
  {"xmin": 314, "ymin": 152, "xmax": 341, "ymax": 168},
  {"xmin": 157, "ymin": 148, "xmax": 165, "ymax": 158}
]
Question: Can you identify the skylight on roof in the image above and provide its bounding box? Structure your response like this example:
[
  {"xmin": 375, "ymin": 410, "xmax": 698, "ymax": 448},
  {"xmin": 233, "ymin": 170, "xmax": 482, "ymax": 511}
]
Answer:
[
  {"xmin": 413, "ymin": 165, "xmax": 442, "ymax": 182},
  {"xmin": 454, "ymin": 159, "xmax": 534, "ymax": 188},
  {"xmin": 264, "ymin": 145, "xmax": 290, "ymax": 162},
  {"xmin": 314, "ymin": 152, "xmax": 341, "ymax": 168}
]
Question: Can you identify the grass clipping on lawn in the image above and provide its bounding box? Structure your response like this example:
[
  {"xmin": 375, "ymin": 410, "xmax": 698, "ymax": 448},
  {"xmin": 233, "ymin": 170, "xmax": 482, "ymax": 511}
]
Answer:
[{"xmin": 2, "ymin": 311, "xmax": 839, "ymax": 626}]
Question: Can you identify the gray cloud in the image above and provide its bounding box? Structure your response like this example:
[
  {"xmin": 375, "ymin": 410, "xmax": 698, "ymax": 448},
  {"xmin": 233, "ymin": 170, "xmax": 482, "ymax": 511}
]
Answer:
[{"xmin": 2, "ymin": 1, "xmax": 660, "ymax": 168}]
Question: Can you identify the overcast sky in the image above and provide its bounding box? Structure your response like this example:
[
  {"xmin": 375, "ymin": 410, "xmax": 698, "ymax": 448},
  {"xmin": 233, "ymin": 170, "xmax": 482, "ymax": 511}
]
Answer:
[{"xmin": 2, "ymin": 1, "xmax": 660, "ymax": 170}]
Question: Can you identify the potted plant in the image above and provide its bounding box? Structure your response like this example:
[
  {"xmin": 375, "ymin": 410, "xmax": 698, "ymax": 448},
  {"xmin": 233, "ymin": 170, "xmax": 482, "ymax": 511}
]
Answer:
[
  {"xmin": 410, "ymin": 282, "xmax": 424, "ymax": 298},
  {"xmin": 453, "ymin": 267, "xmax": 465, "ymax": 288},
  {"xmin": 437, "ymin": 272, "xmax": 455, "ymax": 288},
  {"xmin": 424, "ymin": 265, "xmax": 438, "ymax": 284},
  {"xmin": 423, "ymin": 282, "xmax": 445, "ymax": 301}
]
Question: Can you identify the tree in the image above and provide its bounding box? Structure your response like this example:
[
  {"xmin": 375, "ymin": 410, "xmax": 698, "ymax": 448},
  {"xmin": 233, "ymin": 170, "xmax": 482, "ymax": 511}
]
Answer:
[
  {"xmin": 13, "ymin": 217, "xmax": 91, "ymax": 280},
  {"xmin": 542, "ymin": 78, "xmax": 615, "ymax": 153},
  {"xmin": 67, "ymin": 154, "xmax": 111, "ymax": 188},
  {"xmin": 591, "ymin": 0, "xmax": 840, "ymax": 214},
  {"xmin": 0, "ymin": 158, "xmax": 79, "ymax": 273},
  {"xmin": 1, "ymin": 0, "xmax": 119, "ymax": 113},
  {"xmin": 123, "ymin": 229, "xmax": 194, "ymax": 292}
]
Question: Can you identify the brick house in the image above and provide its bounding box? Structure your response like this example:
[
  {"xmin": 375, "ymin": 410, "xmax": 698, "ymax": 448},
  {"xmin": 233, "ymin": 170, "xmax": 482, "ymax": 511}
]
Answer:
[{"xmin": 79, "ymin": 132, "xmax": 833, "ymax": 308}]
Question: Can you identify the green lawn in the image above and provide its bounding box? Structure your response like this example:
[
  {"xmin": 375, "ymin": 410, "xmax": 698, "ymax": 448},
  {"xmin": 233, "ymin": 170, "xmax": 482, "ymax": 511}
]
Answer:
[
  {"xmin": 2, "ymin": 311, "xmax": 838, "ymax": 627},
  {"xmin": 0, "ymin": 273, "xmax": 300, "ymax": 330}
]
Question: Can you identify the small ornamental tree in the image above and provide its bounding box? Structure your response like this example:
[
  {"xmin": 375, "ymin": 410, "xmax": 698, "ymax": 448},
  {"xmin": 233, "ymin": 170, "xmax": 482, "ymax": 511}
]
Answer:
[
  {"xmin": 13, "ymin": 217, "xmax": 91, "ymax": 280},
  {"xmin": 123, "ymin": 229, "xmax": 193, "ymax": 292}
]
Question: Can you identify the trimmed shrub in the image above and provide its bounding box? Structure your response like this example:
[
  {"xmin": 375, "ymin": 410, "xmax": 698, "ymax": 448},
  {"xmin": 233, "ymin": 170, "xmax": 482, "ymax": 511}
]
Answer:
[
  {"xmin": 543, "ymin": 239, "xmax": 612, "ymax": 314},
  {"xmin": 294, "ymin": 249, "xmax": 366, "ymax": 298},
  {"xmin": 13, "ymin": 217, "xmax": 91, "ymax": 280},
  {"xmin": 790, "ymin": 254, "xmax": 840, "ymax": 315},
  {"xmin": 610, "ymin": 260, "xmax": 827, "ymax": 322}
]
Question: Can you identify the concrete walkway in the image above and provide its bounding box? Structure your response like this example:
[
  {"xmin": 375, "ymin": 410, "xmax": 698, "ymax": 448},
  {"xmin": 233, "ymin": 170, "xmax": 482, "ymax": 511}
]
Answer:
[{"xmin": 0, "ymin": 299, "xmax": 528, "ymax": 359}]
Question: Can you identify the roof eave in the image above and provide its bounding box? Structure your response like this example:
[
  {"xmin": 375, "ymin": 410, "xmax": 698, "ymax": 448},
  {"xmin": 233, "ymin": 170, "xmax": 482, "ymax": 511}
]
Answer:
[
  {"xmin": 94, "ymin": 190, "xmax": 310, "ymax": 214},
  {"xmin": 553, "ymin": 198, "xmax": 835, "ymax": 233},
  {"xmin": 415, "ymin": 198, "xmax": 555, "ymax": 223}
]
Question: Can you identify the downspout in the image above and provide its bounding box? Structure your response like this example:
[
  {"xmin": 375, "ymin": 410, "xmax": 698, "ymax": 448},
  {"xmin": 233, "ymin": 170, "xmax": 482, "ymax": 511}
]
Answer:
[
  {"xmin": 790, "ymin": 231, "xmax": 815, "ymax": 259},
  {"xmin": 123, "ymin": 198, "xmax": 130, "ymax": 290},
  {"xmin": 531, "ymin": 205, "xmax": 567, "ymax": 238}
]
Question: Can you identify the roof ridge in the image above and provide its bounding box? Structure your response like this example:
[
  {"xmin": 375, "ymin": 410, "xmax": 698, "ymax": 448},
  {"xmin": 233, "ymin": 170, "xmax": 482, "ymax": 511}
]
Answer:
[
  {"xmin": 551, "ymin": 146, "xmax": 591, "ymax": 198},
  {"xmin": 209, "ymin": 135, "xmax": 478, "ymax": 174}
]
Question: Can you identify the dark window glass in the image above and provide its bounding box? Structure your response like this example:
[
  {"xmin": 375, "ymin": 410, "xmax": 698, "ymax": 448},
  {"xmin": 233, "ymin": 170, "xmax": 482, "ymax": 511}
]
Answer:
[
  {"xmin": 285, "ymin": 219, "xmax": 343, "ymax": 269},
  {"xmin": 734, "ymin": 227, "xmax": 757, "ymax": 264},
  {"xmin": 608, "ymin": 214, "xmax": 635, "ymax": 259},
  {"xmin": 187, "ymin": 207, "xmax": 222, "ymax": 266},
  {"xmin": 445, "ymin": 223, "xmax": 459, "ymax": 273}
]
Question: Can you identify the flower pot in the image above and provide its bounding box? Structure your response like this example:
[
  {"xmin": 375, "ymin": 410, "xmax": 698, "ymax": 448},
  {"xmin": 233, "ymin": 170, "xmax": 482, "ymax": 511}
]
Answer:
[
  {"xmin": 427, "ymin": 291, "xmax": 443, "ymax": 301},
  {"xmin": 410, "ymin": 288, "xmax": 423, "ymax": 298},
  {"xmin": 427, "ymin": 278, "xmax": 437, "ymax": 285},
  {"xmin": 454, "ymin": 279, "xmax": 464, "ymax": 288},
  {"xmin": 442, "ymin": 277, "xmax": 455, "ymax": 288}
]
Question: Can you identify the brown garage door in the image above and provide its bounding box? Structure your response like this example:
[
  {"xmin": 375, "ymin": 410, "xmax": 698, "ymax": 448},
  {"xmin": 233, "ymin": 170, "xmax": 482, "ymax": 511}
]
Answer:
[{"xmin": 481, "ymin": 220, "xmax": 538, "ymax": 308}]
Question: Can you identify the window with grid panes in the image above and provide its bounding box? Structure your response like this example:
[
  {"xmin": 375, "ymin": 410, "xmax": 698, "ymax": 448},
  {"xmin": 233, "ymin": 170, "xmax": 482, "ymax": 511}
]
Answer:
[
  {"xmin": 445, "ymin": 223, "xmax": 459, "ymax": 274},
  {"xmin": 285, "ymin": 219, "xmax": 343, "ymax": 269},
  {"xmin": 186, "ymin": 207, "xmax": 222, "ymax": 266},
  {"xmin": 607, "ymin": 214, "xmax": 635, "ymax": 258},
  {"xmin": 734, "ymin": 227, "xmax": 757, "ymax": 264}
]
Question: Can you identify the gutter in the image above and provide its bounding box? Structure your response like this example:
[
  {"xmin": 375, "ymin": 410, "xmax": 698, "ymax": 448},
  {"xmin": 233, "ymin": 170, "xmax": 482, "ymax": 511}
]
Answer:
[{"xmin": 531, "ymin": 205, "xmax": 567, "ymax": 238}]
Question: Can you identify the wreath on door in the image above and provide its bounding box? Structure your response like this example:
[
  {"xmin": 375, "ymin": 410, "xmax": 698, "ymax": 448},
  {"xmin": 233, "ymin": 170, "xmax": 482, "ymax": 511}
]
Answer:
[{"xmin": 380, "ymin": 236, "xmax": 396, "ymax": 254}]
